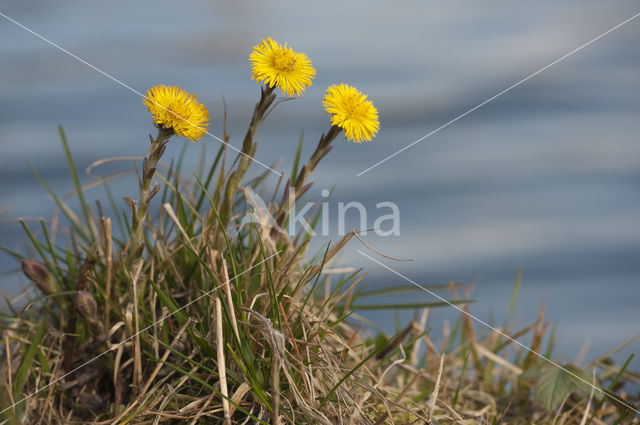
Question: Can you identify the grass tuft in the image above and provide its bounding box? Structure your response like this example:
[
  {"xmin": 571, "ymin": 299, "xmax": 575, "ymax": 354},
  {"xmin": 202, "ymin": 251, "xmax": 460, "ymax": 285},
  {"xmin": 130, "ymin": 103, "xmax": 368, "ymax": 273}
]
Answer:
[{"xmin": 1, "ymin": 89, "xmax": 638, "ymax": 425}]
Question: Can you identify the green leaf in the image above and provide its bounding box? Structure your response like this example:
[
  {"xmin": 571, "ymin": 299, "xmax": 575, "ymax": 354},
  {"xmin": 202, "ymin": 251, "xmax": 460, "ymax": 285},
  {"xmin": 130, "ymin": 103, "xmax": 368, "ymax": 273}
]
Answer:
[
  {"xmin": 564, "ymin": 365, "xmax": 603, "ymax": 401},
  {"xmin": 519, "ymin": 363, "xmax": 548, "ymax": 381},
  {"xmin": 533, "ymin": 365, "xmax": 602, "ymax": 411},
  {"xmin": 534, "ymin": 367, "xmax": 574, "ymax": 411}
]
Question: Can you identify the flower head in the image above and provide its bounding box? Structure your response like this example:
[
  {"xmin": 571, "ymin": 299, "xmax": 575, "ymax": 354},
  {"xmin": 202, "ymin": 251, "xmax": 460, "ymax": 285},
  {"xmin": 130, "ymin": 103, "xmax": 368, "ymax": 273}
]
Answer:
[
  {"xmin": 143, "ymin": 85, "xmax": 209, "ymax": 142},
  {"xmin": 323, "ymin": 84, "xmax": 379, "ymax": 143},
  {"xmin": 249, "ymin": 37, "xmax": 315, "ymax": 96}
]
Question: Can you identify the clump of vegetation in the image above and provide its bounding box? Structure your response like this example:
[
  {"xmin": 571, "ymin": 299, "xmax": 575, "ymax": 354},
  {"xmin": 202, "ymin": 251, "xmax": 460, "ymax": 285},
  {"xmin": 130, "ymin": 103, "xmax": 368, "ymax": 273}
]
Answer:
[{"xmin": 1, "ymin": 38, "xmax": 638, "ymax": 424}]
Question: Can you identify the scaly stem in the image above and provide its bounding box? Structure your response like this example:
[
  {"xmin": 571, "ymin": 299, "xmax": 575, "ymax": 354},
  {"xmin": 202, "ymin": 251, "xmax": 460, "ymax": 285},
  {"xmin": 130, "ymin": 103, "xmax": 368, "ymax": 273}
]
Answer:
[
  {"xmin": 124, "ymin": 126, "xmax": 172, "ymax": 396},
  {"xmin": 219, "ymin": 85, "xmax": 276, "ymax": 231},
  {"xmin": 127, "ymin": 126, "xmax": 173, "ymax": 268},
  {"xmin": 293, "ymin": 125, "xmax": 341, "ymax": 193},
  {"xmin": 273, "ymin": 125, "xmax": 342, "ymax": 229}
]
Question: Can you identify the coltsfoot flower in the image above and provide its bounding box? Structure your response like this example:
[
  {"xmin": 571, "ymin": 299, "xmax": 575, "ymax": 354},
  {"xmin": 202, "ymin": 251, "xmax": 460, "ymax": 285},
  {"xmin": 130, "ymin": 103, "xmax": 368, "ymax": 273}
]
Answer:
[
  {"xmin": 249, "ymin": 37, "xmax": 315, "ymax": 96},
  {"xmin": 323, "ymin": 84, "xmax": 379, "ymax": 143},
  {"xmin": 143, "ymin": 85, "xmax": 209, "ymax": 142}
]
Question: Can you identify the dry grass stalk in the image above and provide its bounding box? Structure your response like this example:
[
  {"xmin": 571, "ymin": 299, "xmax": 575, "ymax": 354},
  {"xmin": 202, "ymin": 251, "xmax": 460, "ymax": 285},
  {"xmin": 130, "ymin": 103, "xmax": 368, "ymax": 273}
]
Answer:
[
  {"xmin": 131, "ymin": 261, "xmax": 144, "ymax": 394},
  {"xmin": 215, "ymin": 296, "xmax": 231, "ymax": 425}
]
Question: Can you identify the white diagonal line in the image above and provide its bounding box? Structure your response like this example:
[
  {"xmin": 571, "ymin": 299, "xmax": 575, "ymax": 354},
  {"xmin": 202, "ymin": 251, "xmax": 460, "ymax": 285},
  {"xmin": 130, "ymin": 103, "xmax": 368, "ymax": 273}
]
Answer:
[
  {"xmin": 0, "ymin": 10, "xmax": 283, "ymax": 177},
  {"xmin": 356, "ymin": 12, "xmax": 640, "ymax": 177},
  {"xmin": 356, "ymin": 249, "xmax": 639, "ymax": 415},
  {"xmin": 0, "ymin": 250, "xmax": 282, "ymax": 415}
]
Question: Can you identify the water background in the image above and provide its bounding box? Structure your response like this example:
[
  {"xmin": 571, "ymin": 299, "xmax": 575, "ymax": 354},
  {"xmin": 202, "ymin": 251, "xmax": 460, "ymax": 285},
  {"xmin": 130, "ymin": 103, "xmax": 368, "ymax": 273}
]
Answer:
[{"xmin": 1, "ymin": 1, "xmax": 639, "ymax": 372}]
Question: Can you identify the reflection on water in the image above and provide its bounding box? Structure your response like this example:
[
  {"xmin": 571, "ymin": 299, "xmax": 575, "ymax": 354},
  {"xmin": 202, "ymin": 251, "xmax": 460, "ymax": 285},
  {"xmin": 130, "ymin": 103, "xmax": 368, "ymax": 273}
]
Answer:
[{"xmin": 1, "ymin": 0, "xmax": 639, "ymax": 367}]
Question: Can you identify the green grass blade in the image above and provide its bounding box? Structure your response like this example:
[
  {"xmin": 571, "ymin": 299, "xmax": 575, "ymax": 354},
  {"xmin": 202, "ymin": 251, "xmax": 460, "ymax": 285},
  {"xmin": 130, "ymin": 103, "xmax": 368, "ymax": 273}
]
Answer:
[
  {"xmin": 356, "ymin": 283, "xmax": 461, "ymax": 299},
  {"xmin": 251, "ymin": 223, "xmax": 280, "ymax": 326},
  {"xmin": 294, "ymin": 243, "xmax": 330, "ymax": 325},
  {"xmin": 586, "ymin": 353, "xmax": 635, "ymax": 425},
  {"xmin": 345, "ymin": 300, "xmax": 473, "ymax": 310},
  {"xmin": 319, "ymin": 335, "xmax": 388, "ymax": 409},
  {"xmin": 19, "ymin": 220, "xmax": 49, "ymax": 266},
  {"xmin": 193, "ymin": 175, "xmax": 239, "ymax": 279},
  {"xmin": 506, "ymin": 266, "xmax": 522, "ymax": 320},
  {"xmin": 59, "ymin": 126, "xmax": 95, "ymax": 241},
  {"xmin": 13, "ymin": 317, "xmax": 47, "ymax": 398},
  {"xmin": 226, "ymin": 343, "xmax": 270, "ymax": 409},
  {"xmin": 194, "ymin": 144, "xmax": 225, "ymax": 213},
  {"xmin": 29, "ymin": 164, "xmax": 90, "ymax": 242},
  {"xmin": 38, "ymin": 219, "xmax": 60, "ymax": 270},
  {"xmin": 290, "ymin": 131, "xmax": 304, "ymax": 184},
  {"xmin": 148, "ymin": 279, "xmax": 188, "ymax": 325},
  {"xmin": 103, "ymin": 181, "xmax": 126, "ymax": 246},
  {"xmin": 0, "ymin": 246, "xmax": 23, "ymax": 262}
]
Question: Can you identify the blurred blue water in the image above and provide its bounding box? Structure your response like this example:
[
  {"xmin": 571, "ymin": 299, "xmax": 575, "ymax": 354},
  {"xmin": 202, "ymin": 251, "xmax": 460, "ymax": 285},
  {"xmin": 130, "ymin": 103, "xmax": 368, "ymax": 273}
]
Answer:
[{"xmin": 1, "ymin": 1, "xmax": 639, "ymax": 371}]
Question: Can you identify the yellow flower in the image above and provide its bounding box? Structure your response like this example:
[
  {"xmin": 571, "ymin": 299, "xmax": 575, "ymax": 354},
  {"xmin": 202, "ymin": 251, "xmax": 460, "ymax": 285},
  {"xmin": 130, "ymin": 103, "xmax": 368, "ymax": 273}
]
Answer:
[
  {"xmin": 143, "ymin": 85, "xmax": 209, "ymax": 142},
  {"xmin": 249, "ymin": 37, "xmax": 315, "ymax": 96},
  {"xmin": 323, "ymin": 84, "xmax": 379, "ymax": 143}
]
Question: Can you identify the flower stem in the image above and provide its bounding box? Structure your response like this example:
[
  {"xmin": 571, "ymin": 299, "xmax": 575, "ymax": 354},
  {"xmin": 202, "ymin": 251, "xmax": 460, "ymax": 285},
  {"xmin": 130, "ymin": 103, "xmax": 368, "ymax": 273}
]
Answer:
[
  {"xmin": 127, "ymin": 126, "xmax": 173, "ymax": 268},
  {"xmin": 273, "ymin": 125, "xmax": 342, "ymax": 229},
  {"xmin": 293, "ymin": 125, "xmax": 341, "ymax": 192},
  {"xmin": 219, "ymin": 85, "xmax": 276, "ymax": 230}
]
